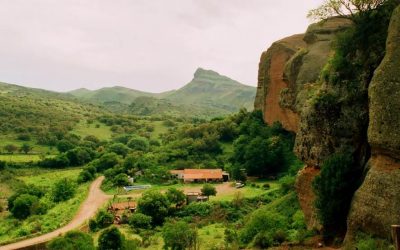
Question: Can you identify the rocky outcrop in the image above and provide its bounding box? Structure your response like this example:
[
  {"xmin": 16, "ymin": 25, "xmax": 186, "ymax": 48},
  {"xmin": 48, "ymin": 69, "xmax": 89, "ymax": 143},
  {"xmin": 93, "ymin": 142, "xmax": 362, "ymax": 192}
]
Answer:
[
  {"xmin": 255, "ymin": 17, "xmax": 354, "ymax": 230},
  {"xmin": 254, "ymin": 34, "xmax": 305, "ymax": 133},
  {"xmin": 346, "ymin": 5, "xmax": 400, "ymax": 241},
  {"xmin": 295, "ymin": 166, "xmax": 321, "ymax": 230}
]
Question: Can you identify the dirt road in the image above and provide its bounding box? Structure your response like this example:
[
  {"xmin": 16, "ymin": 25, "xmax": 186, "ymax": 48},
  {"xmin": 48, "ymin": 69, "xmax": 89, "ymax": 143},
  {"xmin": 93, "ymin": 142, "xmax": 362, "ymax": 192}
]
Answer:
[{"xmin": 0, "ymin": 176, "xmax": 111, "ymax": 250}]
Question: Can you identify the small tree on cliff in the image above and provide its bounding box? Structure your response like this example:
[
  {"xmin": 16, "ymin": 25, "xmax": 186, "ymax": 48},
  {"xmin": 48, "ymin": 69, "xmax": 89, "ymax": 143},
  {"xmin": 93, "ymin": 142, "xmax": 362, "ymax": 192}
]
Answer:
[{"xmin": 308, "ymin": 0, "xmax": 387, "ymax": 21}]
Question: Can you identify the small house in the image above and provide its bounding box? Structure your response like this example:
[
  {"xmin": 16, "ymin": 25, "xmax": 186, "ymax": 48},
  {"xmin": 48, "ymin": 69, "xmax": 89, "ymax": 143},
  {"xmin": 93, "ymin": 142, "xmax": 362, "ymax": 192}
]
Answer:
[{"xmin": 170, "ymin": 169, "xmax": 229, "ymax": 183}]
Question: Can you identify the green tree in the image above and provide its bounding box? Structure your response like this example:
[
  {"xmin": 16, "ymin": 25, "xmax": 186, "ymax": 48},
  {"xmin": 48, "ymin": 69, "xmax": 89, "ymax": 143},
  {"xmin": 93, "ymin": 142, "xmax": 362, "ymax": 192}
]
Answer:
[
  {"xmin": 4, "ymin": 144, "xmax": 17, "ymax": 154},
  {"xmin": 166, "ymin": 188, "xmax": 186, "ymax": 207},
  {"xmin": 308, "ymin": 0, "xmax": 387, "ymax": 21},
  {"xmin": 129, "ymin": 213, "xmax": 152, "ymax": 230},
  {"xmin": 127, "ymin": 136, "xmax": 149, "ymax": 152},
  {"xmin": 113, "ymin": 173, "xmax": 130, "ymax": 187},
  {"xmin": 47, "ymin": 231, "xmax": 95, "ymax": 250},
  {"xmin": 20, "ymin": 143, "xmax": 32, "ymax": 154},
  {"xmin": 201, "ymin": 184, "xmax": 217, "ymax": 198},
  {"xmin": 10, "ymin": 194, "xmax": 39, "ymax": 219},
  {"xmin": 162, "ymin": 221, "xmax": 198, "ymax": 250},
  {"xmin": 108, "ymin": 143, "xmax": 130, "ymax": 157},
  {"xmin": 313, "ymin": 152, "xmax": 361, "ymax": 235},
  {"xmin": 56, "ymin": 139, "xmax": 75, "ymax": 153},
  {"xmin": 52, "ymin": 178, "xmax": 77, "ymax": 202},
  {"xmin": 98, "ymin": 226, "xmax": 124, "ymax": 250},
  {"xmin": 137, "ymin": 190, "xmax": 170, "ymax": 225},
  {"xmin": 94, "ymin": 209, "xmax": 114, "ymax": 229}
]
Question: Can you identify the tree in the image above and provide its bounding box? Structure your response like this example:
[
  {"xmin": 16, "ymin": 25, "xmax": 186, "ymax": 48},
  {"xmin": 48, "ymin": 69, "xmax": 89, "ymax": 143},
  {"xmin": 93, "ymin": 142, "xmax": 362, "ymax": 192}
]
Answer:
[
  {"xmin": 20, "ymin": 143, "xmax": 32, "ymax": 154},
  {"xmin": 127, "ymin": 136, "xmax": 149, "ymax": 152},
  {"xmin": 108, "ymin": 143, "xmax": 130, "ymax": 157},
  {"xmin": 308, "ymin": 0, "xmax": 387, "ymax": 21},
  {"xmin": 313, "ymin": 152, "xmax": 361, "ymax": 235},
  {"xmin": 113, "ymin": 173, "xmax": 130, "ymax": 187},
  {"xmin": 94, "ymin": 209, "xmax": 114, "ymax": 229},
  {"xmin": 56, "ymin": 139, "xmax": 75, "ymax": 153},
  {"xmin": 201, "ymin": 184, "xmax": 217, "ymax": 198},
  {"xmin": 166, "ymin": 188, "xmax": 186, "ymax": 207},
  {"xmin": 47, "ymin": 231, "xmax": 95, "ymax": 250},
  {"xmin": 137, "ymin": 190, "xmax": 170, "ymax": 225},
  {"xmin": 52, "ymin": 178, "xmax": 77, "ymax": 202},
  {"xmin": 162, "ymin": 221, "xmax": 198, "ymax": 250},
  {"xmin": 10, "ymin": 194, "xmax": 39, "ymax": 219},
  {"xmin": 129, "ymin": 213, "xmax": 152, "ymax": 230},
  {"xmin": 4, "ymin": 144, "xmax": 17, "ymax": 154},
  {"xmin": 98, "ymin": 226, "xmax": 124, "ymax": 250}
]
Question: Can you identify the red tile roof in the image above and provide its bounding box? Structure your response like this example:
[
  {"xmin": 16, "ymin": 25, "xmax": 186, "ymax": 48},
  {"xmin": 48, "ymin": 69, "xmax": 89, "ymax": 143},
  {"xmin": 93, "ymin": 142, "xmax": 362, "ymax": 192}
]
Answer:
[{"xmin": 182, "ymin": 169, "xmax": 223, "ymax": 180}]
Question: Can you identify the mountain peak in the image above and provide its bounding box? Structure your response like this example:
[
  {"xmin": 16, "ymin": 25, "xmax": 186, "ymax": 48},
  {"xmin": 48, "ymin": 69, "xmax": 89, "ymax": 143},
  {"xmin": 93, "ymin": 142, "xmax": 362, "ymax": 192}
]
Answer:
[{"xmin": 194, "ymin": 68, "xmax": 221, "ymax": 78}]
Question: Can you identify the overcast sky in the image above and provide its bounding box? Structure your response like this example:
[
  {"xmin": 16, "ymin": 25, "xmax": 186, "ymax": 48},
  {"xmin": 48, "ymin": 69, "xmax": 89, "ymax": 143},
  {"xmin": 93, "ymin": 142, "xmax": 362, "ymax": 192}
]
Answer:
[{"xmin": 0, "ymin": 0, "xmax": 322, "ymax": 93}]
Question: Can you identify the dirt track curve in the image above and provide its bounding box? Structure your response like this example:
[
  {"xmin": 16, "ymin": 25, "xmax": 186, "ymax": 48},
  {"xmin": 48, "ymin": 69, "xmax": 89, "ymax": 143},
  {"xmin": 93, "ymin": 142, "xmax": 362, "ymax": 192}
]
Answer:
[{"xmin": 0, "ymin": 176, "xmax": 111, "ymax": 250}]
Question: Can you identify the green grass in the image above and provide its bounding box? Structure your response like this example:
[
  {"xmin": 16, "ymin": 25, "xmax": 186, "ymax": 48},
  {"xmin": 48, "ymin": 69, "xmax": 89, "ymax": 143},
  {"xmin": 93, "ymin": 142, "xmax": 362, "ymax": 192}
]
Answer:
[
  {"xmin": 150, "ymin": 121, "xmax": 169, "ymax": 140},
  {"xmin": 72, "ymin": 120, "xmax": 113, "ymax": 141},
  {"xmin": 0, "ymin": 154, "xmax": 55, "ymax": 163},
  {"xmin": 198, "ymin": 223, "xmax": 226, "ymax": 249},
  {"xmin": 17, "ymin": 168, "xmax": 82, "ymax": 187}
]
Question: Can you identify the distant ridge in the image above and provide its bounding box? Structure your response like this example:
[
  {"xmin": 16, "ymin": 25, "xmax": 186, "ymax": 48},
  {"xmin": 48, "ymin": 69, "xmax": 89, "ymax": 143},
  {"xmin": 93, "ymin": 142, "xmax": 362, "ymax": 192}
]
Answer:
[{"xmin": 67, "ymin": 68, "xmax": 256, "ymax": 116}]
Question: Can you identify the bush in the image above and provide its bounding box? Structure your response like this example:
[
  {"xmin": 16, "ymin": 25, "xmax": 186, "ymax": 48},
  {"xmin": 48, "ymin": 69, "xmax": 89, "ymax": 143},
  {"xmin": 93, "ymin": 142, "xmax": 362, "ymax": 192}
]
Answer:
[
  {"xmin": 180, "ymin": 202, "xmax": 213, "ymax": 217},
  {"xmin": 127, "ymin": 136, "xmax": 149, "ymax": 152},
  {"xmin": 162, "ymin": 221, "xmax": 198, "ymax": 250},
  {"xmin": 313, "ymin": 152, "xmax": 361, "ymax": 234},
  {"xmin": 239, "ymin": 209, "xmax": 287, "ymax": 246},
  {"xmin": 95, "ymin": 209, "xmax": 114, "ymax": 229},
  {"xmin": 47, "ymin": 231, "xmax": 95, "ymax": 250},
  {"xmin": 52, "ymin": 178, "xmax": 77, "ymax": 202},
  {"xmin": 201, "ymin": 184, "xmax": 217, "ymax": 197},
  {"xmin": 10, "ymin": 194, "xmax": 39, "ymax": 219},
  {"xmin": 279, "ymin": 175, "xmax": 296, "ymax": 194},
  {"xmin": 165, "ymin": 188, "xmax": 186, "ymax": 207},
  {"xmin": 129, "ymin": 213, "xmax": 152, "ymax": 230},
  {"xmin": 98, "ymin": 226, "xmax": 124, "ymax": 250}
]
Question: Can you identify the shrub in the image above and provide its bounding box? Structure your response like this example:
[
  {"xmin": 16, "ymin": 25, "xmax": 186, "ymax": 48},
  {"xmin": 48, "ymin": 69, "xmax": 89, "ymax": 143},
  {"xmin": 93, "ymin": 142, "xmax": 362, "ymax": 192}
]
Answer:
[
  {"xmin": 129, "ymin": 213, "xmax": 152, "ymax": 230},
  {"xmin": 201, "ymin": 184, "xmax": 217, "ymax": 197},
  {"xmin": 98, "ymin": 226, "xmax": 124, "ymax": 250},
  {"xmin": 52, "ymin": 178, "xmax": 77, "ymax": 202},
  {"xmin": 95, "ymin": 209, "xmax": 114, "ymax": 229},
  {"xmin": 47, "ymin": 231, "xmax": 95, "ymax": 250},
  {"xmin": 313, "ymin": 152, "xmax": 361, "ymax": 234},
  {"xmin": 165, "ymin": 188, "xmax": 186, "ymax": 207},
  {"xmin": 162, "ymin": 221, "xmax": 198, "ymax": 250},
  {"xmin": 10, "ymin": 194, "xmax": 39, "ymax": 219},
  {"xmin": 180, "ymin": 202, "xmax": 213, "ymax": 217},
  {"xmin": 239, "ymin": 209, "xmax": 287, "ymax": 246}
]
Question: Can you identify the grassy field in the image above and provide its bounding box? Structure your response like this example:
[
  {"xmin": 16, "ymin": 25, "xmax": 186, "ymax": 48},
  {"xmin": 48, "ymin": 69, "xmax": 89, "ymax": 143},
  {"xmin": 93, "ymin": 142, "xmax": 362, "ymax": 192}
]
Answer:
[
  {"xmin": 0, "ymin": 154, "xmax": 56, "ymax": 163},
  {"xmin": 0, "ymin": 167, "xmax": 88, "ymax": 245},
  {"xmin": 150, "ymin": 121, "xmax": 170, "ymax": 140},
  {"xmin": 72, "ymin": 120, "xmax": 113, "ymax": 141}
]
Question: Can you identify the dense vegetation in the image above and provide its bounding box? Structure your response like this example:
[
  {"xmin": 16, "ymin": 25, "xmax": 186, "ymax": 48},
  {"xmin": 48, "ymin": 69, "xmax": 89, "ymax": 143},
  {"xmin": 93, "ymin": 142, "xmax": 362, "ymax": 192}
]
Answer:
[{"xmin": 311, "ymin": 0, "xmax": 399, "ymax": 239}]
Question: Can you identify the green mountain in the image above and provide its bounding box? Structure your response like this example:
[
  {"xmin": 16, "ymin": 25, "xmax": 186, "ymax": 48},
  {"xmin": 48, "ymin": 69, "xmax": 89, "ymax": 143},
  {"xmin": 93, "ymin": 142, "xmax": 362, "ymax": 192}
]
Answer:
[
  {"xmin": 68, "ymin": 68, "xmax": 256, "ymax": 117},
  {"xmin": 163, "ymin": 68, "xmax": 256, "ymax": 111}
]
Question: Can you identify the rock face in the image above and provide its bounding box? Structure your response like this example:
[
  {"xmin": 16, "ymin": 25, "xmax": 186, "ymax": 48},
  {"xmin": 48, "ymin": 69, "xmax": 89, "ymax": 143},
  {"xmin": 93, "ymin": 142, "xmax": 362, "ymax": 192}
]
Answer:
[
  {"xmin": 255, "ymin": 17, "xmax": 354, "ymax": 229},
  {"xmin": 346, "ymin": 5, "xmax": 400, "ymax": 240},
  {"xmin": 254, "ymin": 34, "xmax": 305, "ymax": 133}
]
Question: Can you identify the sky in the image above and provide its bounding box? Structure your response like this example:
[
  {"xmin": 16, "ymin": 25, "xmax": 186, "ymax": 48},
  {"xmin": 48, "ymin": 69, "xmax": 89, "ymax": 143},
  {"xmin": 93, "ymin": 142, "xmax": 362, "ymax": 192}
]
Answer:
[{"xmin": 0, "ymin": 0, "xmax": 323, "ymax": 93}]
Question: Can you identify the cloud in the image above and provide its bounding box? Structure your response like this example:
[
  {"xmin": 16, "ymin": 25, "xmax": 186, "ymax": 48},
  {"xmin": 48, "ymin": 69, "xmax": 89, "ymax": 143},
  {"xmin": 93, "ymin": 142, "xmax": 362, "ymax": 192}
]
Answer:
[{"xmin": 0, "ymin": 0, "xmax": 323, "ymax": 92}]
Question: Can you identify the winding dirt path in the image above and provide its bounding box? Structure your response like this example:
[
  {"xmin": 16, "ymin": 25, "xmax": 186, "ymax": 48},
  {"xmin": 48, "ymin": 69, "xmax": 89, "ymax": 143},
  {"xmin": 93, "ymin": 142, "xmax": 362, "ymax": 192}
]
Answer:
[{"xmin": 0, "ymin": 176, "xmax": 111, "ymax": 250}]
